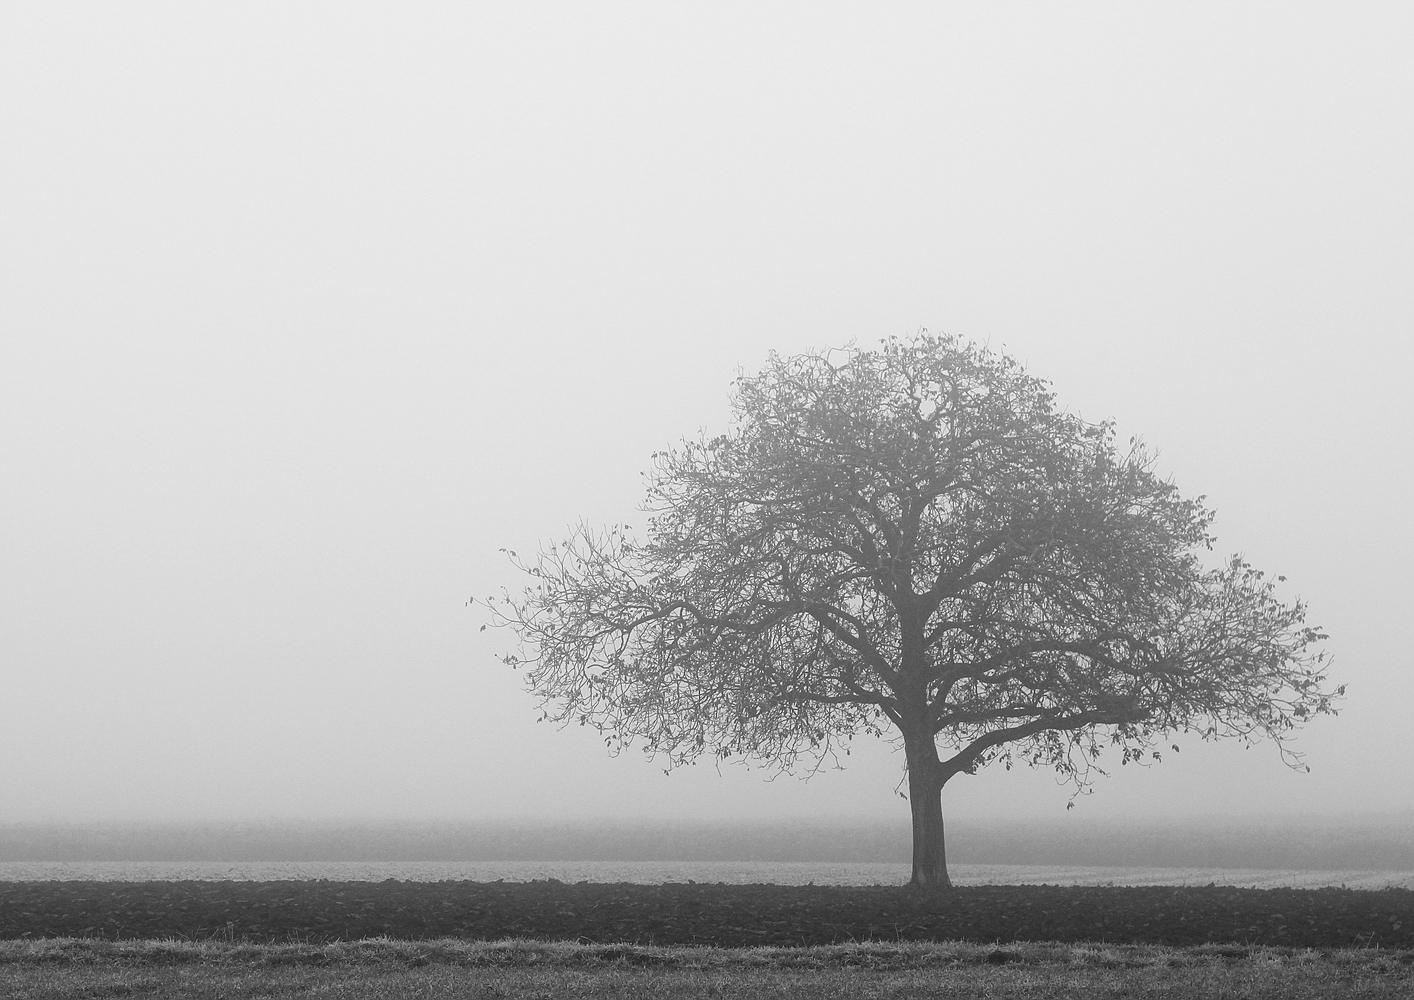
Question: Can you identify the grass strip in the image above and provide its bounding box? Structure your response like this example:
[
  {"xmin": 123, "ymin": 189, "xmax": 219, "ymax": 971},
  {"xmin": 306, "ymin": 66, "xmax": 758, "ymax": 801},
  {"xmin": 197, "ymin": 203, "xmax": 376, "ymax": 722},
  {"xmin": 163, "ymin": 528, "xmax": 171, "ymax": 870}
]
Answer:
[
  {"xmin": 2, "ymin": 935, "xmax": 1413, "ymax": 969},
  {"xmin": 3, "ymin": 937, "xmax": 1413, "ymax": 1000}
]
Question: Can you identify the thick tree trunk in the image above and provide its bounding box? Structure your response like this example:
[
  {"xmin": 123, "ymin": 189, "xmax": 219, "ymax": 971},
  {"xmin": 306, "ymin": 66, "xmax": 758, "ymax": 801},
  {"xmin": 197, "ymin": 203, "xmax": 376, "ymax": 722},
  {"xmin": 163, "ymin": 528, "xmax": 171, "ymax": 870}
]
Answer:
[{"xmin": 904, "ymin": 732, "xmax": 951, "ymax": 889}]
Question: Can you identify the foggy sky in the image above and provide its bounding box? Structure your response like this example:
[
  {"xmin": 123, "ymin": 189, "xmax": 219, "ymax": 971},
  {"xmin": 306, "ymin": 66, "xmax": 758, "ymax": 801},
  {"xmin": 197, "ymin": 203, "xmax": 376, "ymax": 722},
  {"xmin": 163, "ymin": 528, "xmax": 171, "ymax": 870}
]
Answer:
[{"xmin": 2, "ymin": 3, "xmax": 1410, "ymax": 825}]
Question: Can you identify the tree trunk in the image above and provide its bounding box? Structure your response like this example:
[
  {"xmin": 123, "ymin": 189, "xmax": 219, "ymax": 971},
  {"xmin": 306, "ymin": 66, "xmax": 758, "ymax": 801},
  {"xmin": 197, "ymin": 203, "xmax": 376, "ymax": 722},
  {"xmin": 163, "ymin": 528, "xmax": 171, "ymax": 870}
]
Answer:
[{"xmin": 904, "ymin": 732, "xmax": 951, "ymax": 889}]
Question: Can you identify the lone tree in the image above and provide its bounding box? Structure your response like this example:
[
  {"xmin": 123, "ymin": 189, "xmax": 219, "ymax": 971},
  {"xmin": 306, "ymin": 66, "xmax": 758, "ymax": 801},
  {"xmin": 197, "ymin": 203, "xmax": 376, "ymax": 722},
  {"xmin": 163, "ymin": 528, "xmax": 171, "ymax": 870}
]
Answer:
[{"xmin": 485, "ymin": 334, "xmax": 1338, "ymax": 888}]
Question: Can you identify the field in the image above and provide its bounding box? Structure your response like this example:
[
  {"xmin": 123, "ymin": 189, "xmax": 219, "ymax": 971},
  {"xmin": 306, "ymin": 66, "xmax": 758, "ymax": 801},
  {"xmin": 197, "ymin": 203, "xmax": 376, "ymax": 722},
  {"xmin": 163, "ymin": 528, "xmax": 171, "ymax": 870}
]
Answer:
[
  {"xmin": 6, "ymin": 881, "xmax": 1413, "ymax": 997},
  {"xmin": 7, "ymin": 816, "xmax": 1414, "ymax": 870},
  {"xmin": 4, "ymin": 879, "xmax": 1412, "ymax": 947},
  {"xmin": 4, "ymin": 937, "xmax": 1414, "ymax": 999}
]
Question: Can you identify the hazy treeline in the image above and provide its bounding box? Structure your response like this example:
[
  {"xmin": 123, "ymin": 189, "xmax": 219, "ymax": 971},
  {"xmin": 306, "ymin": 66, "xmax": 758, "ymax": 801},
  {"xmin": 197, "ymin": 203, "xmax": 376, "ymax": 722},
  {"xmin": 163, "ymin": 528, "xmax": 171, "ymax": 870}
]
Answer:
[{"xmin": 4, "ymin": 816, "xmax": 1413, "ymax": 870}]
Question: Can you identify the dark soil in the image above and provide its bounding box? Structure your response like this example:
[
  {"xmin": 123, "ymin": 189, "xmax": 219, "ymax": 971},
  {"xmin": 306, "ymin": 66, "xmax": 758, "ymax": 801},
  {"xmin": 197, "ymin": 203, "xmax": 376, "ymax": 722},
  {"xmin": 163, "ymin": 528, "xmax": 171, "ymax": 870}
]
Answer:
[{"xmin": 2, "ymin": 881, "xmax": 1410, "ymax": 948}]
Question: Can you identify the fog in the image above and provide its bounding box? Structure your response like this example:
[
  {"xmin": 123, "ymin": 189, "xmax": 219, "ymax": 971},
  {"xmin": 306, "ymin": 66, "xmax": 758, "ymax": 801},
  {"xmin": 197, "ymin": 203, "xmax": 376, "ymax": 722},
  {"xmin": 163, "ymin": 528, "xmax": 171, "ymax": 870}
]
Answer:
[{"xmin": 2, "ymin": 4, "xmax": 1410, "ymax": 829}]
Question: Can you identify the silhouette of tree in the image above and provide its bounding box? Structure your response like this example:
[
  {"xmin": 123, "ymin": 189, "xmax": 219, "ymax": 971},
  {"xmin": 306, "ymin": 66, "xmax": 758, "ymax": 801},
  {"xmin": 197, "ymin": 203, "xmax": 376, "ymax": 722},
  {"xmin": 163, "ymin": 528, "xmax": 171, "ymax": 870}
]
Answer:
[{"xmin": 485, "ymin": 333, "xmax": 1339, "ymax": 887}]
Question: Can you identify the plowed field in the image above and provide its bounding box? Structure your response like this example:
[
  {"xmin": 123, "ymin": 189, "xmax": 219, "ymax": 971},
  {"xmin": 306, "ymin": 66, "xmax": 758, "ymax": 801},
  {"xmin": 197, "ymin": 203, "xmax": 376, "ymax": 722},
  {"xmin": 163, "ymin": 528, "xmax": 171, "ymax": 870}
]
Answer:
[{"xmin": 3, "ymin": 880, "xmax": 1410, "ymax": 948}]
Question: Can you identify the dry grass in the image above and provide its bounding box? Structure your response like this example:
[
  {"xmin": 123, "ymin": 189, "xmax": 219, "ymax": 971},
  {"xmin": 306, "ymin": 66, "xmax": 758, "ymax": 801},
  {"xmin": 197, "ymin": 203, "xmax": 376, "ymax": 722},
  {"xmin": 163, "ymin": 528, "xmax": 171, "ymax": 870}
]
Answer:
[{"xmin": 3, "ymin": 937, "xmax": 1412, "ymax": 998}]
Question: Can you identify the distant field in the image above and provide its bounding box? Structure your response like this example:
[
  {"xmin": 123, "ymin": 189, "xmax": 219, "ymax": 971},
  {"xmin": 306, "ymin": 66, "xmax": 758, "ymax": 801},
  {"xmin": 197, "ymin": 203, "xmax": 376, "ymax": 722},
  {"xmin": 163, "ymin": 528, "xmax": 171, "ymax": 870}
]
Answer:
[
  {"xmin": 4, "ymin": 938, "xmax": 1412, "ymax": 1000},
  {"xmin": 3, "ymin": 860, "xmax": 1413, "ymax": 889},
  {"xmin": 4, "ymin": 815, "xmax": 1413, "ymax": 870}
]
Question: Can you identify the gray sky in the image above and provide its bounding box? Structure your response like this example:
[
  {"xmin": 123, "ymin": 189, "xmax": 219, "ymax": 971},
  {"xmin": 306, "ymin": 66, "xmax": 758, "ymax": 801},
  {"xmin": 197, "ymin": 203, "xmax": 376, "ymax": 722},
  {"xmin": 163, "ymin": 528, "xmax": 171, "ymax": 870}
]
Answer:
[{"xmin": 2, "ymin": 3, "xmax": 1410, "ymax": 825}]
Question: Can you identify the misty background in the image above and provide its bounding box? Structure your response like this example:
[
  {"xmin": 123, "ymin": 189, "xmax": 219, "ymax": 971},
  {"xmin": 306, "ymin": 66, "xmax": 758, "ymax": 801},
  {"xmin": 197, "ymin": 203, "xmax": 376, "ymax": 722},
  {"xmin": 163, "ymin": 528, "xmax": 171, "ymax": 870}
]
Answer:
[{"xmin": 2, "ymin": 3, "xmax": 1411, "ymax": 850}]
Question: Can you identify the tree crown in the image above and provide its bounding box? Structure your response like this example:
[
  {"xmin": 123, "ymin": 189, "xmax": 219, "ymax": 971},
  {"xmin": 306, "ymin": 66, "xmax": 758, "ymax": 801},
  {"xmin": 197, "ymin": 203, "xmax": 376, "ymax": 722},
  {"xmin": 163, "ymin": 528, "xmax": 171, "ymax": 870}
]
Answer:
[{"xmin": 486, "ymin": 334, "xmax": 1337, "ymax": 790}]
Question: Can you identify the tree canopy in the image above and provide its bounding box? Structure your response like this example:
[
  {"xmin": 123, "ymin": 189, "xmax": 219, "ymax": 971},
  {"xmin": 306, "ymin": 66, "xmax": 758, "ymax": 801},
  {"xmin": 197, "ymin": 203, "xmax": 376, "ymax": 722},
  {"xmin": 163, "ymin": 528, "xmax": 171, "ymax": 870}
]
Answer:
[{"xmin": 485, "ymin": 333, "xmax": 1338, "ymax": 887}]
